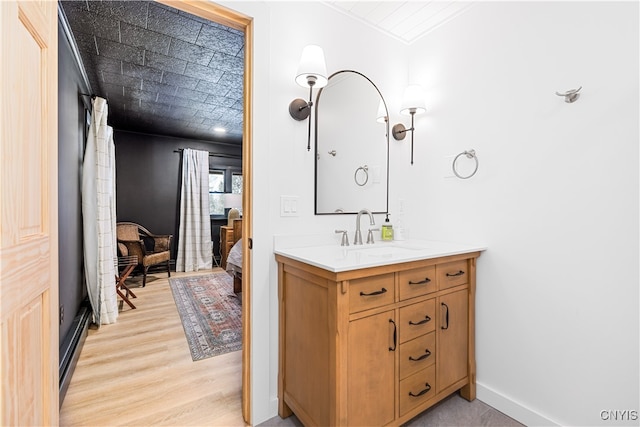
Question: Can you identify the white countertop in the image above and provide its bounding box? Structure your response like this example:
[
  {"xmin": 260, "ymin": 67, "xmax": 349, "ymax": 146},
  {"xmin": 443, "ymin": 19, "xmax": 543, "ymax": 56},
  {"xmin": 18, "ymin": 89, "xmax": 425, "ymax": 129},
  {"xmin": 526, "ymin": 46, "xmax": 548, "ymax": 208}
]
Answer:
[{"xmin": 274, "ymin": 239, "xmax": 487, "ymax": 273}]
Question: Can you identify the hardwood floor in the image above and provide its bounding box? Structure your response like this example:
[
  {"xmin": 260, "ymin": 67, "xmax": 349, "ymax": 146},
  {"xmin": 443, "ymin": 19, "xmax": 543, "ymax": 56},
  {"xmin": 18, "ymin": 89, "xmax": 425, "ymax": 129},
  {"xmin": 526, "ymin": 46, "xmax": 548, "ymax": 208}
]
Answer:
[{"xmin": 59, "ymin": 269, "xmax": 247, "ymax": 426}]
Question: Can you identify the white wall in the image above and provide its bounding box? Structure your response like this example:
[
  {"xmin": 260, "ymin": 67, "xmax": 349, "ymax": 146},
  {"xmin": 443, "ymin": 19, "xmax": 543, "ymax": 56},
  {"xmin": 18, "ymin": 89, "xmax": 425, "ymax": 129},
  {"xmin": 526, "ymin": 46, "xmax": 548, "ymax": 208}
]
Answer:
[
  {"xmin": 403, "ymin": 2, "xmax": 639, "ymax": 426},
  {"xmin": 222, "ymin": 1, "xmax": 638, "ymax": 425},
  {"xmin": 220, "ymin": 1, "xmax": 408, "ymax": 424}
]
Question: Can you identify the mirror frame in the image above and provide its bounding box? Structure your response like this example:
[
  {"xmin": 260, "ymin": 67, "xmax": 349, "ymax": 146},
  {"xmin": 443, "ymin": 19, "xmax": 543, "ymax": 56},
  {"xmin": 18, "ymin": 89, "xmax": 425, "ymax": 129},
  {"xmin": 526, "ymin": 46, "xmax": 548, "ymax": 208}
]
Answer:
[{"xmin": 313, "ymin": 70, "xmax": 390, "ymax": 215}]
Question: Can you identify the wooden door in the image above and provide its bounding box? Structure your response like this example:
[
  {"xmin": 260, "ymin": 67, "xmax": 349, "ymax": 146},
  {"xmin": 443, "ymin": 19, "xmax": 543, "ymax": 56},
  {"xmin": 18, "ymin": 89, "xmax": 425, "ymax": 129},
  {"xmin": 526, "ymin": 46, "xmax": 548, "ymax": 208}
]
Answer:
[
  {"xmin": 437, "ymin": 289, "xmax": 468, "ymax": 392},
  {"xmin": 348, "ymin": 311, "xmax": 396, "ymax": 426},
  {"xmin": 1, "ymin": 0, "xmax": 59, "ymax": 425}
]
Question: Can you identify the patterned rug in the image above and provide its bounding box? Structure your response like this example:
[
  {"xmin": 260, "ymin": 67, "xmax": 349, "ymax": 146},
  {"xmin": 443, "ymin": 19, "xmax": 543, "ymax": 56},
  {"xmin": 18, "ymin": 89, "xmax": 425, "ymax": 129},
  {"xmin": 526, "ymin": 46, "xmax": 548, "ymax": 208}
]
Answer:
[{"xmin": 169, "ymin": 272, "xmax": 242, "ymax": 361}]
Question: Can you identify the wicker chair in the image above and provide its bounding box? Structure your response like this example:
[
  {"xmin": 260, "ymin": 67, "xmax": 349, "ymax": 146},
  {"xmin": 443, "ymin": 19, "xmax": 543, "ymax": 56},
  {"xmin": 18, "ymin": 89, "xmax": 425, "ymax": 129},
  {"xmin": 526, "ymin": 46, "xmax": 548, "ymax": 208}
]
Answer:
[{"xmin": 116, "ymin": 222, "xmax": 172, "ymax": 287}]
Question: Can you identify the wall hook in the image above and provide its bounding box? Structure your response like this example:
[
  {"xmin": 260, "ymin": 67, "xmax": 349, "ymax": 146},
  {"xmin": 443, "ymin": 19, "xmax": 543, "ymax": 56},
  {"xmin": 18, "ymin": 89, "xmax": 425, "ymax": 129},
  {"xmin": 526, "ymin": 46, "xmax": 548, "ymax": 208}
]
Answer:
[{"xmin": 555, "ymin": 86, "xmax": 582, "ymax": 103}]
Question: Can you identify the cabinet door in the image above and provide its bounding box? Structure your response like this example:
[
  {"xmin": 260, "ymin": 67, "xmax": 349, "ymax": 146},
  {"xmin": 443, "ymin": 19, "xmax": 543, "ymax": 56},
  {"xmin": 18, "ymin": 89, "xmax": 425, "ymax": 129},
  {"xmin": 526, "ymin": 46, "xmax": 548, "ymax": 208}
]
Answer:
[
  {"xmin": 348, "ymin": 311, "xmax": 396, "ymax": 426},
  {"xmin": 437, "ymin": 289, "xmax": 468, "ymax": 391}
]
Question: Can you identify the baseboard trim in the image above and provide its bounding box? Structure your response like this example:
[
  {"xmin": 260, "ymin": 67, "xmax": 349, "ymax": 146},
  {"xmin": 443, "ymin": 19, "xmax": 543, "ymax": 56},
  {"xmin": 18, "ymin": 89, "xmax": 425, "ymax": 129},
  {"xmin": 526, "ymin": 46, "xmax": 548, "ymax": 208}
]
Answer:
[
  {"xmin": 477, "ymin": 382, "xmax": 560, "ymax": 427},
  {"xmin": 59, "ymin": 303, "xmax": 91, "ymax": 407}
]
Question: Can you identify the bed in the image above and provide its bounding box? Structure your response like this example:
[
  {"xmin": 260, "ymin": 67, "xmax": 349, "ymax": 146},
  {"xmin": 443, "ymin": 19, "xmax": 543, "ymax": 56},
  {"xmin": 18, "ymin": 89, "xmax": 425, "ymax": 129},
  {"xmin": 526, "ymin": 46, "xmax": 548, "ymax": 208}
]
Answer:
[{"xmin": 222, "ymin": 218, "xmax": 242, "ymax": 293}]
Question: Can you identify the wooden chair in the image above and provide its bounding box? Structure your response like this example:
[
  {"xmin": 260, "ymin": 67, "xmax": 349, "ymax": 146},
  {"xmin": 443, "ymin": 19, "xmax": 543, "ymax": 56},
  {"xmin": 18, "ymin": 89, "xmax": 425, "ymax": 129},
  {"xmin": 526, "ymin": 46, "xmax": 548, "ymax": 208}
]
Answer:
[{"xmin": 116, "ymin": 222, "xmax": 172, "ymax": 287}]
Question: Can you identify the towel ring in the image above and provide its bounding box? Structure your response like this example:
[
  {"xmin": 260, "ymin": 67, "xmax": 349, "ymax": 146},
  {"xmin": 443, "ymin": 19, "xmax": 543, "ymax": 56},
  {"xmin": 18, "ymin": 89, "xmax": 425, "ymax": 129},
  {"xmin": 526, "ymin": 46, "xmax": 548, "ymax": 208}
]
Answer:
[
  {"xmin": 452, "ymin": 150, "xmax": 479, "ymax": 179},
  {"xmin": 354, "ymin": 165, "xmax": 369, "ymax": 186}
]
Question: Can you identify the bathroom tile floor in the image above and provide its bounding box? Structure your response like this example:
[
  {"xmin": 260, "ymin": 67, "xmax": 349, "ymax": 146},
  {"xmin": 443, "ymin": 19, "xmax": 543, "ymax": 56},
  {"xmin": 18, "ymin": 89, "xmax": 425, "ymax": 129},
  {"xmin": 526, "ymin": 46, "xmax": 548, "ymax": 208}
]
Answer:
[{"xmin": 257, "ymin": 394, "xmax": 524, "ymax": 427}]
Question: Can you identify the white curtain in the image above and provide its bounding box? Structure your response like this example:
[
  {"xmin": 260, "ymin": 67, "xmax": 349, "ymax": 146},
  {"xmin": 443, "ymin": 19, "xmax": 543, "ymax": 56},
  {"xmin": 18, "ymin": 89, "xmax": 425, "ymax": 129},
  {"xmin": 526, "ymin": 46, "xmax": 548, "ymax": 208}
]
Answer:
[
  {"xmin": 176, "ymin": 148, "xmax": 212, "ymax": 272},
  {"xmin": 81, "ymin": 97, "xmax": 118, "ymax": 325}
]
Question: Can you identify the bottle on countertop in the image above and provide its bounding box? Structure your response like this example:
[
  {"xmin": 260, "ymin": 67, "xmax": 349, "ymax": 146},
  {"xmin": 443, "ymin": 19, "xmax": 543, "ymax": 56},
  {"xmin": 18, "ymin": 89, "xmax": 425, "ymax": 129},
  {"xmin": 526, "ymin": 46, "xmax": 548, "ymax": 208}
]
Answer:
[{"xmin": 381, "ymin": 214, "xmax": 394, "ymax": 241}]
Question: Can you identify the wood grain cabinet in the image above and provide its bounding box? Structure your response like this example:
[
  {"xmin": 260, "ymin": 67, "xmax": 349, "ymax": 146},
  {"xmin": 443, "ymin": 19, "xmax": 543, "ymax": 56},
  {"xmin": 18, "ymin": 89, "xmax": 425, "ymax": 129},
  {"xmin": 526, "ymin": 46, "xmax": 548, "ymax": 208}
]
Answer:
[{"xmin": 276, "ymin": 251, "xmax": 481, "ymax": 426}]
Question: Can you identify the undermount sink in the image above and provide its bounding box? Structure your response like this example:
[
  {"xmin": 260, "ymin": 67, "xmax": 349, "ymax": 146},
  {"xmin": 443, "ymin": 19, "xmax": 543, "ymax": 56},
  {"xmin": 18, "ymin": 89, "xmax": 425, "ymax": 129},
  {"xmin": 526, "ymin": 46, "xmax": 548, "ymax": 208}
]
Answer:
[
  {"xmin": 346, "ymin": 242, "xmax": 423, "ymax": 251},
  {"xmin": 342, "ymin": 243, "xmax": 422, "ymax": 257},
  {"xmin": 273, "ymin": 237, "xmax": 487, "ymax": 272}
]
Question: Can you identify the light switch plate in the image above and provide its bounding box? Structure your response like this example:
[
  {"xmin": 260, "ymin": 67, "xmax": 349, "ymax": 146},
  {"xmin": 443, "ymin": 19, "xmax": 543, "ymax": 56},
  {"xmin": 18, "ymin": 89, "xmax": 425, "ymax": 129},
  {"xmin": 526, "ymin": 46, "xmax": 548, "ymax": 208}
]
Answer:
[{"xmin": 280, "ymin": 195, "xmax": 299, "ymax": 217}]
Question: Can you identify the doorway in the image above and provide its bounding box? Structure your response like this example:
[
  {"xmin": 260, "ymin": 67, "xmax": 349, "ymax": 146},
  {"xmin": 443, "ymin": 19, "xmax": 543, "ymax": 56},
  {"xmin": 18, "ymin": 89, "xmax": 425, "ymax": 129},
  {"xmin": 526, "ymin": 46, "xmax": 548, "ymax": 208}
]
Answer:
[{"xmin": 59, "ymin": 0, "xmax": 254, "ymax": 423}]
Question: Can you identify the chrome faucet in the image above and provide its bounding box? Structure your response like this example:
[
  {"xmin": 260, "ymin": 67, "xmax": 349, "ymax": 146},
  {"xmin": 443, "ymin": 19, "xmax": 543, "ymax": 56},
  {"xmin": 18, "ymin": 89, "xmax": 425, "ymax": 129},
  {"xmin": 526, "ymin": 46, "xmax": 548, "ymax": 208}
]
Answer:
[{"xmin": 354, "ymin": 209, "xmax": 375, "ymax": 245}]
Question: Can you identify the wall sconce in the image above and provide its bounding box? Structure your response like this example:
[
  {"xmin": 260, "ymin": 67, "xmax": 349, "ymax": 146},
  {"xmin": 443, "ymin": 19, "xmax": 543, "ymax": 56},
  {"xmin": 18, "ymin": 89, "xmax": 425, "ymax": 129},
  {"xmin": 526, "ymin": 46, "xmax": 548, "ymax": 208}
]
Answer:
[
  {"xmin": 392, "ymin": 84, "xmax": 426, "ymax": 165},
  {"xmin": 288, "ymin": 45, "xmax": 328, "ymax": 151}
]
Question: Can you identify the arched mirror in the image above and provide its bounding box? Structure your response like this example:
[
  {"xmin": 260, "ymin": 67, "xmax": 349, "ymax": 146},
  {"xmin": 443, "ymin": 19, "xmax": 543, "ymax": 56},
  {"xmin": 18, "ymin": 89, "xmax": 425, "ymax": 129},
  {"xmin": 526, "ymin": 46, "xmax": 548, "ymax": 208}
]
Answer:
[{"xmin": 314, "ymin": 70, "xmax": 389, "ymax": 214}]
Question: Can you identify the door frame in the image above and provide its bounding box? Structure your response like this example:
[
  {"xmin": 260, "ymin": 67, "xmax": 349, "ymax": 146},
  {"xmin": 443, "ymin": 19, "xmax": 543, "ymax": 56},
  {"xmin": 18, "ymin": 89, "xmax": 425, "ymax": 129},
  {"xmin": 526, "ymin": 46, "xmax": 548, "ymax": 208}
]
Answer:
[{"xmin": 154, "ymin": 1, "xmax": 253, "ymax": 423}]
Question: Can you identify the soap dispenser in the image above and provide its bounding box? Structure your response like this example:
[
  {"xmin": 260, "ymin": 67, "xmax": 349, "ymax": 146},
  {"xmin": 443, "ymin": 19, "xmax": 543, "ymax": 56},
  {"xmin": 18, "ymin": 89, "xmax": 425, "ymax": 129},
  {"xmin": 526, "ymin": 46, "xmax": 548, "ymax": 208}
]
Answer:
[{"xmin": 381, "ymin": 214, "xmax": 394, "ymax": 241}]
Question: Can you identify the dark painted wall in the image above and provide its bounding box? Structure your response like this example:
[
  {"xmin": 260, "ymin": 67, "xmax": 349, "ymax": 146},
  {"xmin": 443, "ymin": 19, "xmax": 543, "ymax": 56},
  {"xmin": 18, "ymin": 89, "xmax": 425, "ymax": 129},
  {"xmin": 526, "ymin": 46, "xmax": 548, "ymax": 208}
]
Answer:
[
  {"xmin": 58, "ymin": 23, "xmax": 89, "ymax": 347},
  {"xmin": 58, "ymin": 22, "xmax": 241, "ymax": 347},
  {"xmin": 114, "ymin": 130, "xmax": 241, "ymax": 260}
]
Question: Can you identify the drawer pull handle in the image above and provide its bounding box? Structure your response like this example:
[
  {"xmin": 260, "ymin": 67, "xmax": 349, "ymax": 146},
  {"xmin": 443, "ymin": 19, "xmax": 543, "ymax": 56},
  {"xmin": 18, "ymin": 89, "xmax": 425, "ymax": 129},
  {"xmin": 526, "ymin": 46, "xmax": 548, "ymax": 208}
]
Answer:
[
  {"xmin": 389, "ymin": 319, "xmax": 397, "ymax": 351},
  {"xmin": 409, "ymin": 349, "xmax": 432, "ymax": 362},
  {"xmin": 409, "ymin": 383, "xmax": 432, "ymax": 397},
  {"xmin": 360, "ymin": 288, "xmax": 387, "ymax": 297},
  {"xmin": 441, "ymin": 302, "xmax": 449, "ymax": 330},
  {"xmin": 446, "ymin": 270, "xmax": 465, "ymax": 277},
  {"xmin": 408, "ymin": 315, "xmax": 431, "ymax": 326},
  {"xmin": 408, "ymin": 277, "xmax": 431, "ymax": 285}
]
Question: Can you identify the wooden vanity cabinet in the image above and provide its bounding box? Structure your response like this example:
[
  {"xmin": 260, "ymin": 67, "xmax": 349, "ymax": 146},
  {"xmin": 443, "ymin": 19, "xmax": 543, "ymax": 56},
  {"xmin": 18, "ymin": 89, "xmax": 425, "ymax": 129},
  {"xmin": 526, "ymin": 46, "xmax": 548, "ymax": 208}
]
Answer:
[{"xmin": 276, "ymin": 251, "xmax": 480, "ymax": 426}]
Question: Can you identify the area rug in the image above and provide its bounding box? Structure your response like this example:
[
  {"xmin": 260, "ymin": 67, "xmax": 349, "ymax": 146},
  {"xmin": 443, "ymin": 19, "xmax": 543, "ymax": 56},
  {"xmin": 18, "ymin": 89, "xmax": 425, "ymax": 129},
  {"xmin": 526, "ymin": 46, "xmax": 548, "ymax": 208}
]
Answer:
[{"xmin": 169, "ymin": 272, "xmax": 242, "ymax": 361}]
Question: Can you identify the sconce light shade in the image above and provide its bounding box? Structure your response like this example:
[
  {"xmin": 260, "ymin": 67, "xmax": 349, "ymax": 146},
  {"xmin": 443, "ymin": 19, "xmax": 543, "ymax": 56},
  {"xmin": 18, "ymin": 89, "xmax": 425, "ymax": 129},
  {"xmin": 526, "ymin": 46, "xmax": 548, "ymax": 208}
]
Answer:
[
  {"xmin": 290, "ymin": 45, "xmax": 328, "ymax": 151},
  {"xmin": 376, "ymin": 99, "xmax": 387, "ymax": 123},
  {"xmin": 400, "ymin": 84, "xmax": 426, "ymax": 115},
  {"xmin": 295, "ymin": 45, "xmax": 328, "ymax": 88}
]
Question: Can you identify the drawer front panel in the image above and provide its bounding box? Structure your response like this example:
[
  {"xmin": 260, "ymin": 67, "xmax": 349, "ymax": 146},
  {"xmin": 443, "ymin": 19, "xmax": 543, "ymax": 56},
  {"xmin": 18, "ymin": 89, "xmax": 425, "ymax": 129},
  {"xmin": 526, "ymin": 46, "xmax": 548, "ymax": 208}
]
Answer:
[
  {"xmin": 349, "ymin": 273, "xmax": 395, "ymax": 313},
  {"xmin": 400, "ymin": 332, "xmax": 436, "ymax": 380},
  {"xmin": 399, "ymin": 365, "xmax": 436, "ymax": 416},
  {"xmin": 399, "ymin": 299, "xmax": 435, "ymax": 343},
  {"xmin": 398, "ymin": 265, "xmax": 436, "ymax": 300},
  {"xmin": 437, "ymin": 260, "xmax": 468, "ymax": 290}
]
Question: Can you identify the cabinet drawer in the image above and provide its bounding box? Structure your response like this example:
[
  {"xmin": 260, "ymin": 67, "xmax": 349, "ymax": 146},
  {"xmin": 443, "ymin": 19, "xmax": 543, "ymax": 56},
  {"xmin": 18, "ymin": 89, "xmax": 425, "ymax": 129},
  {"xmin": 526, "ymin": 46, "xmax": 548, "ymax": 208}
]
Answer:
[
  {"xmin": 400, "ymin": 332, "xmax": 435, "ymax": 380},
  {"xmin": 399, "ymin": 299, "xmax": 435, "ymax": 343},
  {"xmin": 398, "ymin": 266, "xmax": 436, "ymax": 300},
  {"xmin": 349, "ymin": 273, "xmax": 395, "ymax": 313},
  {"xmin": 399, "ymin": 365, "xmax": 436, "ymax": 416},
  {"xmin": 437, "ymin": 260, "xmax": 468, "ymax": 290}
]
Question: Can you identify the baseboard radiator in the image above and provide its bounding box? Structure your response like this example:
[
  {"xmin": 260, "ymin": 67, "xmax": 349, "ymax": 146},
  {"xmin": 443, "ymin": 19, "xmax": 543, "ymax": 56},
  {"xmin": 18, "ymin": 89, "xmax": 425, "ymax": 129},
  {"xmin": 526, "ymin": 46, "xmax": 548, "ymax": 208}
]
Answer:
[{"xmin": 59, "ymin": 302, "xmax": 91, "ymax": 407}]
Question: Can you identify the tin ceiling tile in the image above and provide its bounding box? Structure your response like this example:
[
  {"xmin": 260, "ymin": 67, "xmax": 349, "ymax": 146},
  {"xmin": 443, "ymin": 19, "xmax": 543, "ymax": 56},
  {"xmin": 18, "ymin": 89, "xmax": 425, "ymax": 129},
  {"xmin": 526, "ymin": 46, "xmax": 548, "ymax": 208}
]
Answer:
[
  {"xmin": 194, "ymin": 81, "xmax": 230, "ymax": 97},
  {"xmin": 147, "ymin": 3, "xmax": 201, "ymax": 44},
  {"xmin": 168, "ymin": 38, "xmax": 215, "ymax": 66},
  {"xmin": 141, "ymin": 80, "xmax": 178, "ymax": 96},
  {"xmin": 196, "ymin": 25, "xmax": 244, "ymax": 56},
  {"xmin": 173, "ymin": 87, "xmax": 210, "ymax": 103},
  {"xmin": 101, "ymin": 71, "xmax": 142, "ymax": 89},
  {"xmin": 144, "ymin": 50, "xmax": 187, "ymax": 74},
  {"xmin": 183, "ymin": 62, "xmax": 224, "ymax": 84},
  {"xmin": 60, "ymin": 0, "xmax": 244, "ymax": 143},
  {"xmin": 95, "ymin": 37, "xmax": 145, "ymax": 65},
  {"xmin": 119, "ymin": 21, "xmax": 172, "ymax": 54},
  {"xmin": 121, "ymin": 62, "xmax": 163, "ymax": 83},
  {"xmin": 89, "ymin": 1, "xmax": 149, "ymax": 28},
  {"xmin": 161, "ymin": 72, "xmax": 199, "ymax": 90}
]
